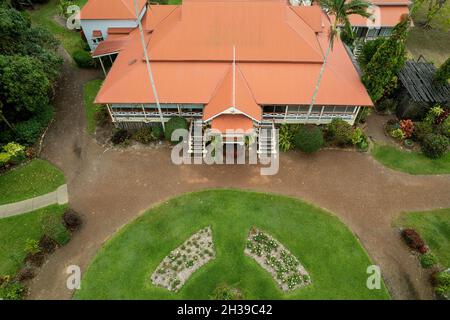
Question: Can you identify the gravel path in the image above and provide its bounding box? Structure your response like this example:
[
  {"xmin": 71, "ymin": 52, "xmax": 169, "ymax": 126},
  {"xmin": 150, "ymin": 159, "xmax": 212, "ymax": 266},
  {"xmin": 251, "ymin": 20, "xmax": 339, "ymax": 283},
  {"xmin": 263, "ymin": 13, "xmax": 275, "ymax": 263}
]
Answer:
[{"xmin": 26, "ymin": 50, "xmax": 450, "ymax": 300}]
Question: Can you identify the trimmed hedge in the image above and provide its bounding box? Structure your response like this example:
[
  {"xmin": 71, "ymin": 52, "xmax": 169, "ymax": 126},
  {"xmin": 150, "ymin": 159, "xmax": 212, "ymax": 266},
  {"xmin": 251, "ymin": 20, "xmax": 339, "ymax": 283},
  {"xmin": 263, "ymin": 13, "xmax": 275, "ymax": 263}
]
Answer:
[
  {"xmin": 73, "ymin": 50, "xmax": 95, "ymax": 68},
  {"xmin": 164, "ymin": 117, "xmax": 188, "ymax": 143}
]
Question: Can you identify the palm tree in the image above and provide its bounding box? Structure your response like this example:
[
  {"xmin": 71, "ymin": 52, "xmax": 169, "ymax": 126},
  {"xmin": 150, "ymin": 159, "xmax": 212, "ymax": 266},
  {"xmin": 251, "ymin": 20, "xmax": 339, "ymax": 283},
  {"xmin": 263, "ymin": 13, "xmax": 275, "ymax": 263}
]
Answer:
[{"xmin": 306, "ymin": 0, "xmax": 371, "ymax": 120}]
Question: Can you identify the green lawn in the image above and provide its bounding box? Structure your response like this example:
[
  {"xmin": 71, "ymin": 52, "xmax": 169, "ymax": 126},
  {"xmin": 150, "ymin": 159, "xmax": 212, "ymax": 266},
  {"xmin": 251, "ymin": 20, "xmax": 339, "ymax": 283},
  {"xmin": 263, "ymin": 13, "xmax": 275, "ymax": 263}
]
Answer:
[
  {"xmin": 396, "ymin": 208, "xmax": 450, "ymax": 267},
  {"xmin": 75, "ymin": 190, "xmax": 390, "ymax": 300},
  {"xmin": 83, "ymin": 79, "xmax": 104, "ymax": 134},
  {"xmin": 407, "ymin": 3, "xmax": 450, "ymax": 66},
  {"xmin": 0, "ymin": 159, "xmax": 65, "ymax": 205},
  {"xmin": 29, "ymin": 0, "xmax": 88, "ymax": 57},
  {"xmin": 0, "ymin": 204, "xmax": 68, "ymax": 276},
  {"xmin": 371, "ymin": 144, "xmax": 450, "ymax": 175}
]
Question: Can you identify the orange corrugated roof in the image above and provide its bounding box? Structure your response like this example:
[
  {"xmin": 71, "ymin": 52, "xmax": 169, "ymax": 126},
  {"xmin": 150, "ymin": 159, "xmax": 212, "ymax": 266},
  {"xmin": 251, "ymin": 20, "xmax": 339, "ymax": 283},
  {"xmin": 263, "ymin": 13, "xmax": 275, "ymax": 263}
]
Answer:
[
  {"xmin": 211, "ymin": 115, "xmax": 254, "ymax": 133},
  {"xmin": 95, "ymin": 1, "xmax": 373, "ymax": 107},
  {"xmin": 203, "ymin": 64, "xmax": 262, "ymax": 122},
  {"xmin": 80, "ymin": 0, "xmax": 147, "ymax": 20},
  {"xmin": 92, "ymin": 34, "xmax": 130, "ymax": 57},
  {"xmin": 347, "ymin": 5, "xmax": 409, "ymax": 26},
  {"xmin": 146, "ymin": 1, "xmax": 324, "ymax": 62},
  {"xmin": 108, "ymin": 27, "xmax": 135, "ymax": 34},
  {"xmin": 290, "ymin": 5, "xmax": 323, "ymax": 33},
  {"xmin": 144, "ymin": 5, "xmax": 178, "ymax": 31}
]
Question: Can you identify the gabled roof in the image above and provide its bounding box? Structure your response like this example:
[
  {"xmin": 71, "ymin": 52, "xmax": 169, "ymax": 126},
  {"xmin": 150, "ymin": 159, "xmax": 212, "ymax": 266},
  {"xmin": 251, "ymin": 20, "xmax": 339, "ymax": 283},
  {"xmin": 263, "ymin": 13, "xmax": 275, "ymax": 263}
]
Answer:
[
  {"xmin": 211, "ymin": 115, "xmax": 254, "ymax": 133},
  {"xmin": 80, "ymin": 0, "xmax": 146, "ymax": 20},
  {"xmin": 203, "ymin": 64, "xmax": 262, "ymax": 122},
  {"xmin": 290, "ymin": 5, "xmax": 323, "ymax": 33},
  {"xmin": 348, "ymin": 5, "xmax": 409, "ymax": 27}
]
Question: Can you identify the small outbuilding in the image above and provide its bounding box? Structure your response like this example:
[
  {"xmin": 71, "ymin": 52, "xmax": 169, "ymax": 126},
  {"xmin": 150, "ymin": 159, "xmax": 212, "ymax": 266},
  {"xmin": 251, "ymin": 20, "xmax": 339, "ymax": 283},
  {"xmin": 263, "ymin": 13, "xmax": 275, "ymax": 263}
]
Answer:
[{"xmin": 397, "ymin": 58, "xmax": 450, "ymax": 120}]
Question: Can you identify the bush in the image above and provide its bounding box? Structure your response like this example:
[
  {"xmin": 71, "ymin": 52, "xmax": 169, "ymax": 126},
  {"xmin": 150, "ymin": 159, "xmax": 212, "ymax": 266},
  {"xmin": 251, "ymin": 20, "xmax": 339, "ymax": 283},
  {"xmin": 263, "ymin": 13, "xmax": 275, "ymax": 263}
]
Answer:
[
  {"xmin": 294, "ymin": 125, "xmax": 324, "ymax": 153},
  {"xmin": 0, "ymin": 152, "xmax": 11, "ymax": 167},
  {"xmin": 16, "ymin": 266, "xmax": 35, "ymax": 281},
  {"xmin": 0, "ymin": 280, "xmax": 24, "ymax": 300},
  {"xmin": 24, "ymin": 239, "xmax": 41, "ymax": 255},
  {"xmin": 211, "ymin": 284, "xmax": 243, "ymax": 300},
  {"xmin": 111, "ymin": 129, "xmax": 131, "ymax": 145},
  {"xmin": 13, "ymin": 104, "xmax": 54, "ymax": 145},
  {"xmin": 326, "ymin": 118, "xmax": 353, "ymax": 146},
  {"xmin": 419, "ymin": 252, "xmax": 438, "ymax": 268},
  {"xmin": 94, "ymin": 106, "xmax": 109, "ymax": 127},
  {"xmin": 132, "ymin": 127, "xmax": 153, "ymax": 144},
  {"xmin": 433, "ymin": 271, "xmax": 450, "ymax": 298},
  {"xmin": 278, "ymin": 124, "xmax": 297, "ymax": 152},
  {"xmin": 151, "ymin": 124, "xmax": 164, "ymax": 140},
  {"xmin": 72, "ymin": 50, "xmax": 95, "ymax": 68},
  {"xmin": 434, "ymin": 57, "xmax": 450, "ymax": 85},
  {"xmin": 440, "ymin": 117, "xmax": 450, "ymax": 138},
  {"xmin": 63, "ymin": 209, "xmax": 82, "ymax": 232},
  {"xmin": 356, "ymin": 107, "xmax": 372, "ymax": 124},
  {"xmin": 38, "ymin": 235, "xmax": 57, "ymax": 254},
  {"xmin": 390, "ymin": 128, "xmax": 405, "ymax": 140},
  {"xmin": 413, "ymin": 121, "xmax": 433, "ymax": 142},
  {"xmin": 399, "ymin": 119, "xmax": 414, "ymax": 138},
  {"xmin": 401, "ymin": 229, "xmax": 427, "ymax": 253},
  {"xmin": 164, "ymin": 117, "xmax": 188, "ymax": 143},
  {"xmin": 0, "ymin": 142, "xmax": 25, "ymax": 167},
  {"xmin": 421, "ymin": 134, "xmax": 449, "ymax": 159}
]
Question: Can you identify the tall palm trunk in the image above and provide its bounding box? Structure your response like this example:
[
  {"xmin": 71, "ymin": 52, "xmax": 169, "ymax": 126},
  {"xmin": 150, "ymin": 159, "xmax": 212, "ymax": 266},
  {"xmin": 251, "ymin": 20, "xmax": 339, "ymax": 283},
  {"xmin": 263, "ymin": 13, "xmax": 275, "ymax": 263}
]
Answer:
[
  {"xmin": 1, "ymin": 114, "xmax": 15, "ymax": 131},
  {"xmin": 306, "ymin": 27, "xmax": 335, "ymax": 121}
]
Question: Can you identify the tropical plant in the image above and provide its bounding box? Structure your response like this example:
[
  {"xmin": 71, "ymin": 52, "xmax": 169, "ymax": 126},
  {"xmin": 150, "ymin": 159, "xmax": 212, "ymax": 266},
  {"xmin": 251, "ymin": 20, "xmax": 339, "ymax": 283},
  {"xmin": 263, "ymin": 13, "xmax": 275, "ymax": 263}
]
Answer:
[
  {"xmin": 294, "ymin": 125, "xmax": 324, "ymax": 153},
  {"xmin": 357, "ymin": 38, "xmax": 386, "ymax": 69},
  {"xmin": 390, "ymin": 128, "xmax": 406, "ymax": 140},
  {"xmin": 399, "ymin": 119, "xmax": 414, "ymax": 138},
  {"xmin": 362, "ymin": 16, "xmax": 410, "ymax": 102},
  {"xmin": 132, "ymin": 127, "xmax": 153, "ymax": 144},
  {"xmin": 278, "ymin": 124, "xmax": 297, "ymax": 151},
  {"xmin": 419, "ymin": 252, "xmax": 438, "ymax": 268},
  {"xmin": 307, "ymin": 0, "xmax": 371, "ymax": 119}
]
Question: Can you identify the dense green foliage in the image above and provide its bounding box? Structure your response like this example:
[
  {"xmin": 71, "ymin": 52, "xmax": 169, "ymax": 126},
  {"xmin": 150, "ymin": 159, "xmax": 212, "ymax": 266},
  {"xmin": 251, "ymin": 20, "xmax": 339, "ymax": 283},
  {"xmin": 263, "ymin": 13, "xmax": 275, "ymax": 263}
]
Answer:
[
  {"xmin": 362, "ymin": 17, "xmax": 410, "ymax": 102},
  {"xmin": 294, "ymin": 125, "xmax": 324, "ymax": 153},
  {"xmin": 326, "ymin": 118, "xmax": 353, "ymax": 146},
  {"xmin": 421, "ymin": 133, "xmax": 449, "ymax": 159},
  {"xmin": 164, "ymin": 116, "xmax": 188, "ymax": 142},
  {"xmin": 83, "ymin": 79, "xmax": 104, "ymax": 134},
  {"xmin": 357, "ymin": 38, "xmax": 386, "ymax": 69},
  {"xmin": 0, "ymin": 3, "xmax": 62, "ymax": 146},
  {"xmin": 73, "ymin": 49, "xmax": 95, "ymax": 68},
  {"xmin": 434, "ymin": 57, "xmax": 450, "ymax": 85},
  {"xmin": 75, "ymin": 190, "xmax": 390, "ymax": 299}
]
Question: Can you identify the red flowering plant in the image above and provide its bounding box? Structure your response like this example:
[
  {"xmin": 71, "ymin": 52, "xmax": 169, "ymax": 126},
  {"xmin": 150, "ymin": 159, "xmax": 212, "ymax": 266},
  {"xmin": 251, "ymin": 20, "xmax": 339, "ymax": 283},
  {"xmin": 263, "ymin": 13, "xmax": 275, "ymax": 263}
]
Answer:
[{"xmin": 400, "ymin": 119, "xmax": 414, "ymax": 138}]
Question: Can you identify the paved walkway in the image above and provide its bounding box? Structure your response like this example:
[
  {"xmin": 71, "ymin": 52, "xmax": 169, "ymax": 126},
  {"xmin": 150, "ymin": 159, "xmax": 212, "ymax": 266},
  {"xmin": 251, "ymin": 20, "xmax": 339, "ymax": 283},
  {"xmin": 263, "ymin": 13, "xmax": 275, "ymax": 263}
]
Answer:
[
  {"xmin": 0, "ymin": 185, "xmax": 68, "ymax": 218},
  {"xmin": 25, "ymin": 49, "xmax": 450, "ymax": 300}
]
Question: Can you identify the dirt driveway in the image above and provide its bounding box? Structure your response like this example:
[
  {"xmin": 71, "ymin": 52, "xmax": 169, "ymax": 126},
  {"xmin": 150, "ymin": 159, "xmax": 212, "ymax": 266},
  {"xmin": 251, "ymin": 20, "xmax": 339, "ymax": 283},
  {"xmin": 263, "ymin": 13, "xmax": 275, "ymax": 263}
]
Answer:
[{"xmin": 28, "ymin": 53, "xmax": 450, "ymax": 300}]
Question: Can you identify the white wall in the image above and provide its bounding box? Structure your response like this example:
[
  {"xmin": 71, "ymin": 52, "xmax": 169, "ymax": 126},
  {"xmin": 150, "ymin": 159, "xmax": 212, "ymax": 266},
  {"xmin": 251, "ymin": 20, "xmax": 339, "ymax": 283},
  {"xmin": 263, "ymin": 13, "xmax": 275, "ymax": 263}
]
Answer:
[{"xmin": 81, "ymin": 6, "xmax": 146, "ymax": 51}]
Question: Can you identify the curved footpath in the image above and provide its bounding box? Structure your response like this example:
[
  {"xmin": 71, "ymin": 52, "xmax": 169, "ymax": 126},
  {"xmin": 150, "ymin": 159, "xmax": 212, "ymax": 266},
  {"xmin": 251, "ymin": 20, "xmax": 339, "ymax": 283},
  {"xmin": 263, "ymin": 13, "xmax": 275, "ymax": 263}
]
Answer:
[{"xmin": 27, "ymin": 50, "xmax": 450, "ymax": 300}]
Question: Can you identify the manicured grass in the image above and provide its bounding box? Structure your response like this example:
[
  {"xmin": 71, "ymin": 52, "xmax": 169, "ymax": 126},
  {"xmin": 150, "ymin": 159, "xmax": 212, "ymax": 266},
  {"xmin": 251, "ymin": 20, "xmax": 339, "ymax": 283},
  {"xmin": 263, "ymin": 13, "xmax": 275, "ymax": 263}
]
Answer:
[
  {"xmin": 0, "ymin": 205, "xmax": 68, "ymax": 276},
  {"xmin": 168, "ymin": 0, "xmax": 182, "ymax": 4},
  {"xmin": 371, "ymin": 144, "xmax": 450, "ymax": 175},
  {"xmin": 75, "ymin": 190, "xmax": 390, "ymax": 300},
  {"xmin": 407, "ymin": 3, "xmax": 450, "ymax": 66},
  {"xmin": 396, "ymin": 209, "xmax": 450, "ymax": 267},
  {"xmin": 0, "ymin": 159, "xmax": 65, "ymax": 205},
  {"xmin": 28, "ymin": 0, "xmax": 88, "ymax": 57},
  {"xmin": 83, "ymin": 79, "xmax": 104, "ymax": 134}
]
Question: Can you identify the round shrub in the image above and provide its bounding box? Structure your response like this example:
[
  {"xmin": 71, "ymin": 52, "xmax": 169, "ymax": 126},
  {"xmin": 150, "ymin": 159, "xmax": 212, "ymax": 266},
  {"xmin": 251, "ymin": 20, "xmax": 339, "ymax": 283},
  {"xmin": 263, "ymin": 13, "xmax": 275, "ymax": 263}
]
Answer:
[
  {"xmin": 326, "ymin": 118, "xmax": 353, "ymax": 146},
  {"xmin": 94, "ymin": 106, "xmax": 110, "ymax": 127},
  {"xmin": 164, "ymin": 117, "xmax": 188, "ymax": 143},
  {"xmin": 151, "ymin": 124, "xmax": 164, "ymax": 140},
  {"xmin": 294, "ymin": 125, "xmax": 324, "ymax": 153},
  {"xmin": 72, "ymin": 50, "xmax": 95, "ymax": 68},
  {"xmin": 421, "ymin": 134, "xmax": 449, "ymax": 159},
  {"xmin": 63, "ymin": 209, "xmax": 82, "ymax": 232},
  {"xmin": 413, "ymin": 121, "xmax": 433, "ymax": 142}
]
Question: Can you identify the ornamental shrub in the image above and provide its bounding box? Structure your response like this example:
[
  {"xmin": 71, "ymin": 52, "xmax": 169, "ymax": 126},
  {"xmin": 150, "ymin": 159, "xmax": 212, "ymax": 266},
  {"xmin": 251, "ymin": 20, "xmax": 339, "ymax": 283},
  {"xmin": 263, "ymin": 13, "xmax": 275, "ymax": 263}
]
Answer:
[
  {"xmin": 419, "ymin": 252, "xmax": 438, "ymax": 268},
  {"xmin": 72, "ymin": 50, "xmax": 95, "ymax": 68},
  {"xmin": 294, "ymin": 125, "xmax": 324, "ymax": 153},
  {"xmin": 439, "ymin": 117, "xmax": 450, "ymax": 138},
  {"xmin": 433, "ymin": 271, "xmax": 450, "ymax": 298},
  {"xmin": 211, "ymin": 284, "xmax": 242, "ymax": 300},
  {"xmin": 164, "ymin": 116, "xmax": 188, "ymax": 143},
  {"xmin": 94, "ymin": 106, "xmax": 109, "ymax": 127},
  {"xmin": 413, "ymin": 121, "xmax": 433, "ymax": 142},
  {"xmin": 401, "ymin": 229, "xmax": 427, "ymax": 253},
  {"xmin": 326, "ymin": 118, "xmax": 353, "ymax": 146},
  {"xmin": 132, "ymin": 127, "xmax": 153, "ymax": 144},
  {"xmin": 421, "ymin": 134, "xmax": 449, "ymax": 159},
  {"xmin": 0, "ymin": 280, "xmax": 24, "ymax": 300},
  {"xmin": 399, "ymin": 119, "xmax": 414, "ymax": 138},
  {"xmin": 390, "ymin": 128, "xmax": 405, "ymax": 140},
  {"xmin": 376, "ymin": 98, "xmax": 397, "ymax": 112},
  {"xmin": 62, "ymin": 209, "xmax": 82, "ymax": 232}
]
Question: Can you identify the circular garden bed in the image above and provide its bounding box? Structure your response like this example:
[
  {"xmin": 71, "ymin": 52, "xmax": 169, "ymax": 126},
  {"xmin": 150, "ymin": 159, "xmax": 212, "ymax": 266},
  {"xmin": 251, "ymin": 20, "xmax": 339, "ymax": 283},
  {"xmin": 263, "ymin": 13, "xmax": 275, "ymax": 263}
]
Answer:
[{"xmin": 75, "ymin": 190, "xmax": 390, "ymax": 300}]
